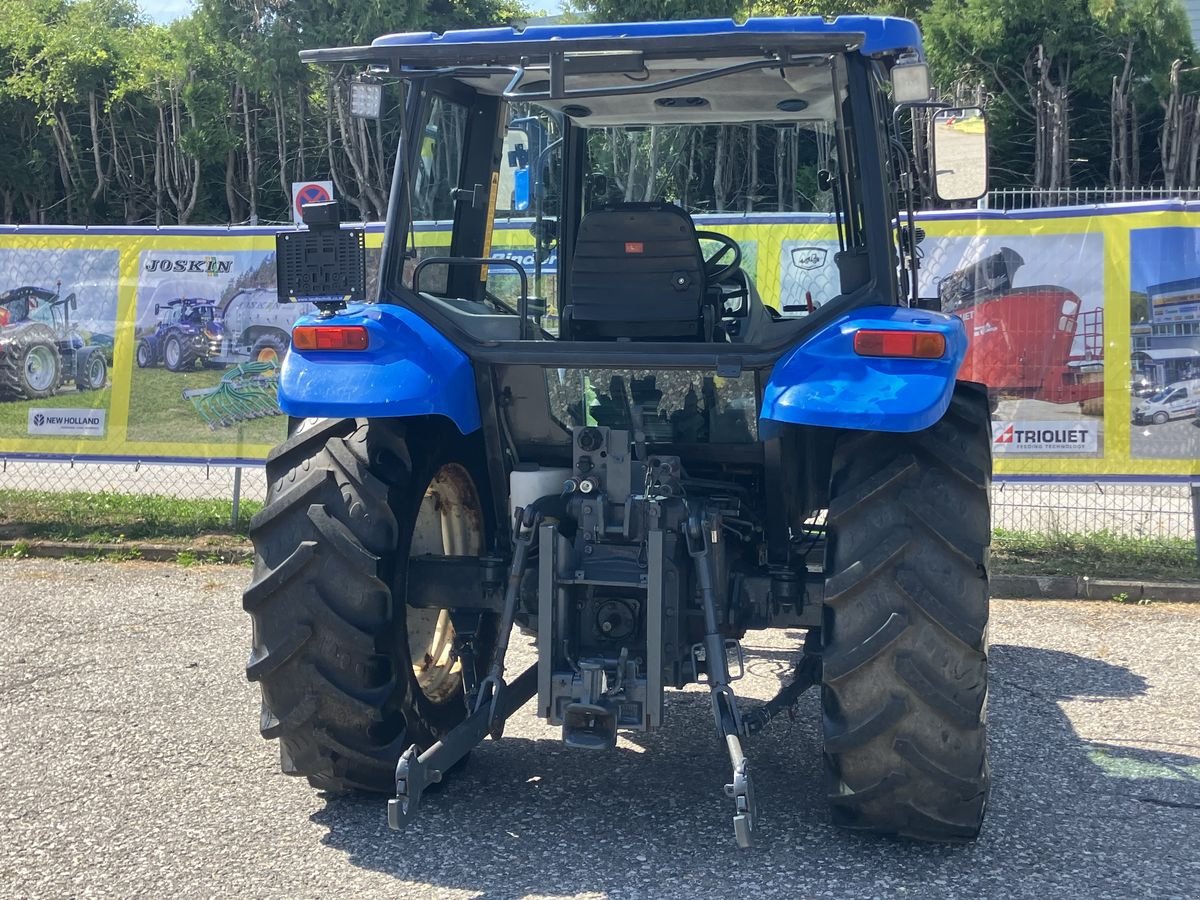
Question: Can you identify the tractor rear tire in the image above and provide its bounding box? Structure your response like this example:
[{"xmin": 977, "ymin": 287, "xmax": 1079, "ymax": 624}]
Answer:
[
  {"xmin": 821, "ymin": 382, "xmax": 991, "ymax": 841},
  {"xmin": 244, "ymin": 416, "xmax": 498, "ymax": 792},
  {"xmin": 0, "ymin": 335, "xmax": 61, "ymax": 400}
]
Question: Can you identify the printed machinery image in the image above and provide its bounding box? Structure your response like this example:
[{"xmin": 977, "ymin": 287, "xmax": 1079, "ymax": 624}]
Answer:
[
  {"xmin": 939, "ymin": 247, "xmax": 1104, "ymax": 409},
  {"xmin": 0, "ymin": 285, "xmax": 108, "ymax": 400},
  {"xmin": 136, "ymin": 298, "xmax": 225, "ymax": 372},
  {"xmin": 216, "ymin": 287, "xmax": 313, "ymax": 364},
  {"xmin": 245, "ymin": 17, "xmax": 994, "ymax": 848}
]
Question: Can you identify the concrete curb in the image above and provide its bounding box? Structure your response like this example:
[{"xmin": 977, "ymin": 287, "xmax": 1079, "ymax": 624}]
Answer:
[
  {"xmin": 991, "ymin": 573, "xmax": 1200, "ymax": 603},
  {"xmin": 2, "ymin": 539, "xmax": 1197, "ymax": 601}
]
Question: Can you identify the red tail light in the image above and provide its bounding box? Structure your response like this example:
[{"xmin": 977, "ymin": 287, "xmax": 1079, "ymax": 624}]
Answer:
[
  {"xmin": 292, "ymin": 325, "xmax": 369, "ymax": 351},
  {"xmin": 853, "ymin": 329, "xmax": 946, "ymax": 359}
]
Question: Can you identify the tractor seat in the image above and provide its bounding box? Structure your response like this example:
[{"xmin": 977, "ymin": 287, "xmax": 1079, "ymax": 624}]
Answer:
[{"xmin": 565, "ymin": 202, "xmax": 716, "ymax": 341}]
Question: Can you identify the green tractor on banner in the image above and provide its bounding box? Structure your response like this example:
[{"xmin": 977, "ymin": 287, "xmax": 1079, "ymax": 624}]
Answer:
[{"xmin": 245, "ymin": 16, "xmax": 993, "ymax": 847}]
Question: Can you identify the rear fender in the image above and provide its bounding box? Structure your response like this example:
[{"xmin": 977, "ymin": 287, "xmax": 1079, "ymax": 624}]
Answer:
[
  {"xmin": 760, "ymin": 306, "xmax": 967, "ymax": 434},
  {"xmin": 278, "ymin": 303, "xmax": 481, "ymax": 435}
]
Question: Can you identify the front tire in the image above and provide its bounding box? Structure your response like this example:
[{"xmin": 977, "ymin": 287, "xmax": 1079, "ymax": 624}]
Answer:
[
  {"xmin": 164, "ymin": 334, "xmax": 194, "ymax": 372},
  {"xmin": 244, "ymin": 417, "xmax": 497, "ymax": 792},
  {"xmin": 75, "ymin": 347, "xmax": 107, "ymax": 391},
  {"xmin": 821, "ymin": 382, "xmax": 991, "ymax": 841}
]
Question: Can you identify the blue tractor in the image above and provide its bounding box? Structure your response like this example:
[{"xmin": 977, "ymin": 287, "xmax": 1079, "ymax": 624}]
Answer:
[
  {"xmin": 136, "ymin": 298, "xmax": 225, "ymax": 372},
  {"xmin": 246, "ymin": 17, "xmax": 993, "ymax": 846}
]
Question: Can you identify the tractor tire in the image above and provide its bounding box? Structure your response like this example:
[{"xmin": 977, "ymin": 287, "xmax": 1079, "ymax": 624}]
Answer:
[
  {"xmin": 136, "ymin": 340, "xmax": 155, "ymax": 368},
  {"xmin": 75, "ymin": 346, "xmax": 108, "ymax": 392},
  {"xmin": 163, "ymin": 334, "xmax": 195, "ymax": 372},
  {"xmin": 244, "ymin": 416, "xmax": 498, "ymax": 792},
  {"xmin": 821, "ymin": 381, "xmax": 991, "ymax": 841},
  {"xmin": 251, "ymin": 333, "xmax": 289, "ymax": 364},
  {"xmin": 0, "ymin": 335, "xmax": 62, "ymax": 400}
]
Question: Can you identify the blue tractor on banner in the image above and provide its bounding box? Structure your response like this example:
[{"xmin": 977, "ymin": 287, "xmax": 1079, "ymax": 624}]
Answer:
[
  {"xmin": 244, "ymin": 17, "xmax": 993, "ymax": 847},
  {"xmin": 136, "ymin": 298, "xmax": 225, "ymax": 372}
]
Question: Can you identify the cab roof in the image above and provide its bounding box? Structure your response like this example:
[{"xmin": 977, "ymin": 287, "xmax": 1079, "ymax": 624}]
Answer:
[
  {"xmin": 371, "ymin": 17, "xmax": 922, "ymax": 58},
  {"xmin": 301, "ymin": 16, "xmax": 924, "ymax": 68}
]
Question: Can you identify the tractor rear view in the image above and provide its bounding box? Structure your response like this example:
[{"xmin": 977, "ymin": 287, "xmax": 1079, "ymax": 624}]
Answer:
[{"xmin": 244, "ymin": 16, "xmax": 993, "ymax": 847}]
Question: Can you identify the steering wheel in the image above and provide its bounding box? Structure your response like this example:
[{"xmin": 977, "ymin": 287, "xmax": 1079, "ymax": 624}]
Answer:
[{"xmin": 695, "ymin": 230, "xmax": 742, "ymax": 283}]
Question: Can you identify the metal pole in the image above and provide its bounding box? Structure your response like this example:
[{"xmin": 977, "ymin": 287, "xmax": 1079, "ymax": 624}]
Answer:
[
  {"xmin": 232, "ymin": 466, "xmax": 243, "ymax": 530},
  {"xmin": 1191, "ymin": 481, "xmax": 1200, "ymax": 565}
]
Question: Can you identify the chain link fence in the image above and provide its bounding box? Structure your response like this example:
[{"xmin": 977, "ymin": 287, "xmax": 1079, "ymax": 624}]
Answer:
[
  {"xmin": 991, "ymin": 478, "xmax": 1195, "ymax": 542},
  {"xmin": 1, "ymin": 457, "xmax": 1195, "ymax": 549}
]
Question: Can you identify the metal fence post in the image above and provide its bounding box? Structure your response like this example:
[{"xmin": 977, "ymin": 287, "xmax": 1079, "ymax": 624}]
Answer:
[
  {"xmin": 1192, "ymin": 482, "xmax": 1200, "ymax": 565},
  {"xmin": 232, "ymin": 466, "xmax": 243, "ymax": 530}
]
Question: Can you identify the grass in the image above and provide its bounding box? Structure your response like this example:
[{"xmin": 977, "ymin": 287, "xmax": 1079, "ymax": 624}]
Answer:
[
  {"xmin": 0, "ymin": 381, "xmax": 112, "ymax": 440},
  {"xmin": 1, "ymin": 486, "xmax": 1195, "ymax": 583},
  {"xmin": 993, "ymin": 528, "xmax": 1199, "ymax": 582},
  {"xmin": 0, "ymin": 487, "xmax": 260, "ymax": 544},
  {"xmin": 125, "ymin": 365, "xmax": 285, "ymax": 446}
]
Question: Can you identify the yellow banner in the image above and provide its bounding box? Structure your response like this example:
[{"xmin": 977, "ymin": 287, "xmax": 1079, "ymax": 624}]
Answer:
[{"xmin": 0, "ymin": 206, "xmax": 1196, "ymax": 475}]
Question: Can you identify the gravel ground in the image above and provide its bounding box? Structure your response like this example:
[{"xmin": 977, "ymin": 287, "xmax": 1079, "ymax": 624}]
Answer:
[{"xmin": 1, "ymin": 559, "xmax": 1198, "ymax": 899}]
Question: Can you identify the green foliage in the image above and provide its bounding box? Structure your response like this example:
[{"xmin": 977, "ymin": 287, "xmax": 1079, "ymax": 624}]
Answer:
[
  {"xmin": 0, "ymin": 0, "xmax": 1194, "ymax": 222},
  {"xmin": 0, "ymin": 487, "xmax": 262, "ymax": 541},
  {"xmin": 923, "ymin": 0, "xmax": 1193, "ymax": 187}
]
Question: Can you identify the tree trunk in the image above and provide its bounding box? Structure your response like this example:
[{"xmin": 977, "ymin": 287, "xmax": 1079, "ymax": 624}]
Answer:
[
  {"xmin": 226, "ymin": 148, "xmax": 241, "ymax": 224},
  {"xmin": 88, "ymin": 90, "xmax": 108, "ymax": 203},
  {"xmin": 241, "ymin": 82, "xmax": 258, "ymax": 223},
  {"xmin": 276, "ymin": 85, "xmax": 289, "ymax": 199},
  {"xmin": 642, "ymin": 126, "xmax": 658, "ymax": 202},
  {"xmin": 746, "ymin": 124, "xmax": 758, "ymax": 213},
  {"xmin": 713, "ymin": 125, "xmax": 727, "ymax": 212}
]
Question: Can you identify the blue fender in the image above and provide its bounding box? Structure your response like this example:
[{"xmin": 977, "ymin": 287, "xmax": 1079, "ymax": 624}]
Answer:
[
  {"xmin": 760, "ymin": 305, "xmax": 967, "ymax": 434},
  {"xmin": 277, "ymin": 303, "xmax": 481, "ymax": 434}
]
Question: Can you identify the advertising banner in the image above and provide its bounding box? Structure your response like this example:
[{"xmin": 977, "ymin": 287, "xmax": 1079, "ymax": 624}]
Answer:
[{"xmin": 1, "ymin": 201, "xmax": 1198, "ymax": 476}]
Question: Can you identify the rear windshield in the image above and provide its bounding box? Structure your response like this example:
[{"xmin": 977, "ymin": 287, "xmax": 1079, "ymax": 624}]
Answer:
[{"xmin": 403, "ymin": 56, "xmax": 860, "ymax": 346}]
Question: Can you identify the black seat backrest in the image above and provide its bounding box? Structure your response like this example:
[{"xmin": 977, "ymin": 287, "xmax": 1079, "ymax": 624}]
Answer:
[{"xmin": 566, "ymin": 202, "xmax": 707, "ymax": 340}]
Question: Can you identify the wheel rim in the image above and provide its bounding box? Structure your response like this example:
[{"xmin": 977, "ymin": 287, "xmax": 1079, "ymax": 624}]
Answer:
[
  {"xmin": 256, "ymin": 346, "xmax": 278, "ymax": 363},
  {"xmin": 407, "ymin": 463, "xmax": 484, "ymax": 704},
  {"xmin": 137, "ymin": 345, "xmax": 148, "ymax": 366},
  {"xmin": 24, "ymin": 346, "xmax": 56, "ymax": 392},
  {"xmin": 165, "ymin": 341, "xmax": 179, "ymax": 367}
]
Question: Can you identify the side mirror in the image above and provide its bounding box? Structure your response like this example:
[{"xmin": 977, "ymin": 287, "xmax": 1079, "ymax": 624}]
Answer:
[
  {"xmin": 154, "ymin": 304, "xmax": 161, "ymax": 314},
  {"xmin": 930, "ymin": 107, "xmax": 989, "ymax": 202}
]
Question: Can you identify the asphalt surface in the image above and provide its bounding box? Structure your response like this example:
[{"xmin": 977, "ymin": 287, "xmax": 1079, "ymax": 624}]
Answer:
[
  {"xmin": 1, "ymin": 560, "xmax": 1198, "ymax": 899},
  {"xmin": 1130, "ymin": 415, "xmax": 1200, "ymax": 460}
]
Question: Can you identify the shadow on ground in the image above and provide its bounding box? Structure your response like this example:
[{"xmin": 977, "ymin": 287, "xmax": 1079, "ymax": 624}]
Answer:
[{"xmin": 309, "ymin": 644, "xmax": 1200, "ymax": 898}]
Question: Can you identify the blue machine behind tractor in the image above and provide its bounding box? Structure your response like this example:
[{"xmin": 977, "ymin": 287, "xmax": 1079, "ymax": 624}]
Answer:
[{"xmin": 245, "ymin": 17, "xmax": 993, "ymax": 847}]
